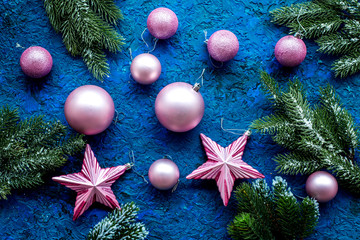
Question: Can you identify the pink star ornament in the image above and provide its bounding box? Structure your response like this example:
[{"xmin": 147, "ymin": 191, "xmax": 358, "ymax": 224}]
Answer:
[
  {"xmin": 186, "ymin": 132, "xmax": 264, "ymax": 206},
  {"xmin": 53, "ymin": 144, "xmax": 130, "ymax": 220}
]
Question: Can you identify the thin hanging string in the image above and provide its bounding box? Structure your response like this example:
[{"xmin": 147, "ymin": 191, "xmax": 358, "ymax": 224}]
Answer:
[
  {"xmin": 148, "ymin": 38, "xmax": 158, "ymax": 53},
  {"xmin": 209, "ymin": 55, "xmax": 224, "ymax": 69},
  {"xmin": 16, "ymin": 42, "xmax": 25, "ymax": 49},
  {"xmin": 114, "ymin": 110, "xmax": 125, "ymax": 125},
  {"xmin": 203, "ymin": 30, "xmax": 223, "ymax": 68},
  {"xmin": 172, "ymin": 180, "xmax": 180, "ymax": 193},
  {"xmin": 220, "ymin": 118, "xmax": 251, "ymax": 136},
  {"xmin": 129, "ymin": 151, "xmax": 149, "ymax": 184},
  {"xmin": 128, "ymin": 48, "xmax": 134, "ymax": 80},
  {"xmin": 292, "ymin": 186, "xmax": 306, "ymax": 199},
  {"xmin": 295, "ymin": 7, "xmax": 306, "ymax": 38},
  {"xmin": 163, "ymin": 155, "xmax": 173, "ymax": 160},
  {"xmin": 141, "ymin": 28, "xmax": 158, "ymax": 53},
  {"xmin": 193, "ymin": 68, "xmax": 206, "ymax": 91},
  {"xmin": 141, "ymin": 28, "xmax": 150, "ymax": 49},
  {"xmin": 196, "ymin": 68, "xmax": 206, "ymax": 86},
  {"xmin": 129, "ymin": 48, "xmax": 133, "ymax": 61},
  {"xmin": 293, "ymin": 193, "xmax": 306, "ymax": 199},
  {"xmin": 162, "ymin": 154, "xmax": 179, "ymax": 192},
  {"xmin": 203, "ymin": 30, "xmax": 208, "ymax": 43}
]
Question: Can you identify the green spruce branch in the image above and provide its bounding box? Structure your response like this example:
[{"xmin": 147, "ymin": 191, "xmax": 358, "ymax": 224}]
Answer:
[
  {"xmin": 87, "ymin": 202, "xmax": 149, "ymax": 240},
  {"xmin": 0, "ymin": 106, "xmax": 85, "ymax": 199},
  {"xmin": 252, "ymin": 72, "xmax": 360, "ymax": 194},
  {"xmin": 44, "ymin": 0, "xmax": 124, "ymax": 81},
  {"xmin": 271, "ymin": 0, "xmax": 360, "ymax": 78},
  {"xmin": 228, "ymin": 177, "xmax": 319, "ymax": 240}
]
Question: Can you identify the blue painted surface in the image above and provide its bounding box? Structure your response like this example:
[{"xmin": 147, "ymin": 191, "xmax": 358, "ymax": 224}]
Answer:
[{"xmin": 0, "ymin": 0, "xmax": 360, "ymax": 239}]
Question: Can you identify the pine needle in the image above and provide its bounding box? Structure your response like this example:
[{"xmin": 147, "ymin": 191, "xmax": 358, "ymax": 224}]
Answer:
[
  {"xmin": 270, "ymin": 0, "xmax": 360, "ymax": 78},
  {"xmin": 228, "ymin": 177, "xmax": 319, "ymax": 239},
  {"xmin": 0, "ymin": 106, "xmax": 85, "ymax": 199},
  {"xmin": 43, "ymin": 0, "xmax": 124, "ymax": 81},
  {"xmin": 252, "ymin": 72, "xmax": 360, "ymax": 195},
  {"xmin": 87, "ymin": 202, "xmax": 149, "ymax": 240}
]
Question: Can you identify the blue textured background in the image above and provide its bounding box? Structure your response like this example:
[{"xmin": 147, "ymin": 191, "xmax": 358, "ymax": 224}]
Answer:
[{"xmin": 1, "ymin": 0, "xmax": 360, "ymax": 239}]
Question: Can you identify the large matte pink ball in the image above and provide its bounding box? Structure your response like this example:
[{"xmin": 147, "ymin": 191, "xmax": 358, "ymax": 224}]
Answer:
[
  {"xmin": 64, "ymin": 85, "xmax": 115, "ymax": 135},
  {"xmin": 131, "ymin": 53, "xmax": 161, "ymax": 85},
  {"xmin": 275, "ymin": 35, "xmax": 307, "ymax": 67},
  {"xmin": 306, "ymin": 171, "xmax": 338, "ymax": 203},
  {"xmin": 155, "ymin": 82, "xmax": 204, "ymax": 132},
  {"xmin": 20, "ymin": 46, "xmax": 53, "ymax": 78},
  {"xmin": 148, "ymin": 159, "xmax": 180, "ymax": 190},
  {"xmin": 207, "ymin": 30, "xmax": 239, "ymax": 62},
  {"xmin": 147, "ymin": 7, "xmax": 178, "ymax": 39}
]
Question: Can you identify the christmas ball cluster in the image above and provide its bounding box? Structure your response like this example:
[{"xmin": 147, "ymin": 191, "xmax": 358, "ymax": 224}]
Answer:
[{"xmin": 19, "ymin": 7, "xmax": 312, "ymax": 195}]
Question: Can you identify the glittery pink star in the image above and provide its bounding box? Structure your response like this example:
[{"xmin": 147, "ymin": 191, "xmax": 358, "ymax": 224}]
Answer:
[
  {"xmin": 186, "ymin": 132, "xmax": 264, "ymax": 206},
  {"xmin": 53, "ymin": 144, "xmax": 130, "ymax": 220}
]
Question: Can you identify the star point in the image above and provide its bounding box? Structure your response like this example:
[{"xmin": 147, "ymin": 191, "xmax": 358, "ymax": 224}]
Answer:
[
  {"xmin": 187, "ymin": 133, "xmax": 264, "ymax": 206},
  {"xmin": 53, "ymin": 144, "xmax": 129, "ymax": 220}
]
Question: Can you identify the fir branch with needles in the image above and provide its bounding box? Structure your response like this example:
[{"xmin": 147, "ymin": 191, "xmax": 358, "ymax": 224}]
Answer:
[
  {"xmin": 270, "ymin": 0, "xmax": 360, "ymax": 78},
  {"xmin": 87, "ymin": 202, "xmax": 149, "ymax": 240},
  {"xmin": 251, "ymin": 72, "xmax": 360, "ymax": 194},
  {"xmin": 228, "ymin": 177, "xmax": 319, "ymax": 240},
  {"xmin": 43, "ymin": 0, "xmax": 124, "ymax": 81},
  {"xmin": 0, "ymin": 106, "xmax": 85, "ymax": 199}
]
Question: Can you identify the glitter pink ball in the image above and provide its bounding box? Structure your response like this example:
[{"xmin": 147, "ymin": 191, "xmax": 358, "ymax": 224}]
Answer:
[
  {"xmin": 155, "ymin": 82, "xmax": 204, "ymax": 132},
  {"xmin": 148, "ymin": 159, "xmax": 180, "ymax": 190},
  {"xmin": 20, "ymin": 46, "xmax": 53, "ymax": 78},
  {"xmin": 207, "ymin": 30, "xmax": 239, "ymax": 62},
  {"xmin": 306, "ymin": 171, "xmax": 338, "ymax": 203},
  {"xmin": 147, "ymin": 7, "xmax": 178, "ymax": 39},
  {"xmin": 131, "ymin": 53, "xmax": 161, "ymax": 85},
  {"xmin": 274, "ymin": 35, "xmax": 307, "ymax": 67},
  {"xmin": 64, "ymin": 85, "xmax": 115, "ymax": 135}
]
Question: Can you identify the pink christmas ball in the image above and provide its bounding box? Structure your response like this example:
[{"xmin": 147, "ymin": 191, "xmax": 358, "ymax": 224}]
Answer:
[
  {"xmin": 306, "ymin": 171, "xmax": 338, "ymax": 203},
  {"xmin": 148, "ymin": 159, "xmax": 180, "ymax": 190},
  {"xmin": 155, "ymin": 82, "xmax": 204, "ymax": 132},
  {"xmin": 147, "ymin": 7, "xmax": 178, "ymax": 39},
  {"xmin": 131, "ymin": 53, "xmax": 161, "ymax": 85},
  {"xmin": 64, "ymin": 85, "xmax": 115, "ymax": 135},
  {"xmin": 274, "ymin": 35, "xmax": 307, "ymax": 67},
  {"xmin": 20, "ymin": 46, "xmax": 53, "ymax": 78},
  {"xmin": 207, "ymin": 30, "xmax": 239, "ymax": 62}
]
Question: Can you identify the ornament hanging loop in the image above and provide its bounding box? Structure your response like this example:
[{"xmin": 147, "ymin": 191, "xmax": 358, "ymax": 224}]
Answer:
[
  {"xmin": 129, "ymin": 48, "xmax": 133, "ymax": 60},
  {"xmin": 141, "ymin": 28, "xmax": 158, "ymax": 53},
  {"xmin": 172, "ymin": 180, "xmax": 180, "ymax": 193},
  {"xmin": 129, "ymin": 150, "xmax": 149, "ymax": 184},
  {"xmin": 163, "ymin": 155, "xmax": 173, "ymax": 160},
  {"xmin": 203, "ymin": 30, "xmax": 208, "ymax": 44},
  {"xmin": 193, "ymin": 68, "xmax": 206, "ymax": 92},
  {"xmin": 294, "ymin": 7, "xmax": 306, "ymax": 39},
  {"xmin": 221, "ymin": 118, "xmax": 250, "ymax": 136},
  {"xmin": 114, "ymin": 110, "xmax": 125, "ymax": 125}
]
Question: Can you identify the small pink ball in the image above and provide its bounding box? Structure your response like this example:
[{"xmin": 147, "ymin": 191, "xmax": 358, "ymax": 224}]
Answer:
[
  {"xmin": 64, "ymin": 85, "xmax": 115, "ymax": 135},
  {"xmin": 155, "ymin": 82, "xmax": 205, "ymax": 132},
  {"xmin": 131, "ymin": 53, "xmax": 161, "ymax": 85},
  {"xmin": 148, "ymin": 159, "xmax": 180, "ymax": 190},
  {"xmin": 147, "ymin": 7, "xmax": 178, "ymax": 39},
  {"xmin": 20, "ymin": 46, "xmax": 53, "ymax": 78},
  {"xmin": 275, "ymin": 35, "xmax": 307, "ymax": 67},
  {"xmin": 207, "ymin": 30, "xmax": 239, "ymax": 62},
  {"xmin": 306, "ymin": 171, "xmax": 338, "ymax": 203}
]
